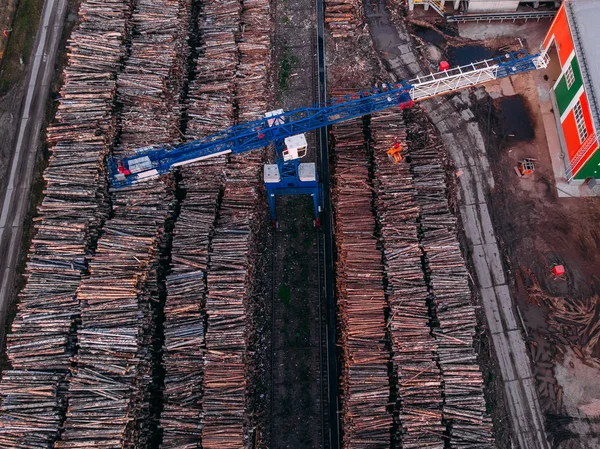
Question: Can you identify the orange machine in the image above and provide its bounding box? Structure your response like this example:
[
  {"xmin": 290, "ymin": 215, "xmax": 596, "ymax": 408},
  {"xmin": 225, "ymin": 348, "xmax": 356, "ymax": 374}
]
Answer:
[
  {"xmin": 516, "ymin": 158, "xmax": 535, "ymax": 176},
  {"xmin": 387, "ymin": 142, "xmax": 403, "ymax": 163}
]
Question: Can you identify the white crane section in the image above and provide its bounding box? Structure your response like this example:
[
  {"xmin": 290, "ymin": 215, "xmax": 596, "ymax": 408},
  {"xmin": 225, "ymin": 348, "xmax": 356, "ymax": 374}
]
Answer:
[{"xmin": 408, "ymin": 51, "xmax": 550, "ymax": 102}]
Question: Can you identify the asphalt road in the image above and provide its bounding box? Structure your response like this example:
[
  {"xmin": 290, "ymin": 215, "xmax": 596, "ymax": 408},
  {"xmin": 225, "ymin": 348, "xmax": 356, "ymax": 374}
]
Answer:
[{"xmin": 0, "ymin": 0, "xmax": 68, "ymax": 344}]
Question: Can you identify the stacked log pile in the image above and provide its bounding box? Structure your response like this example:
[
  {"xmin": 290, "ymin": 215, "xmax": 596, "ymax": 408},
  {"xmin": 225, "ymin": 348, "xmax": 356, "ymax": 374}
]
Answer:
[
  {"xmin": 408, "ymin": 114, "xmax": 494, "ymax": 448},
  {"xmin": 370, "ymin": 110, "xmax": 445, "ymax": 448},
  {"xmin": 55, "ymin": 181, "xmax": 175, "ymax": 448},
  {"xmin": 201, "ymin": 175, "xmax": 261, "ymax": 449},
  {"xmin": 160, "ymin": 162, "xmax": 224, "ymax": 447},
  {"xmin": 56, "ymin": 0, "xmax": 188, "ymax": 445},
  {"xmin": 331, "ymin": 118, "xmax": 393, "ymax": 448},
  {"xmin": 237, "ymin": 0, "xmax": 272, "ymax": 123},
  {"xmin": 325, "ymin": 0, "xmax": 362, "ymax": 38},
  {"xmin": 0, "ymin": 0, "xmax": 130, "ymax": 446},
  {"xmin": 117, "ymin": 0, "xmax": 191, "ymax": 149},
  {"xmin": 186, "ymin": 0, "xmax": 240, "ymax": 139}
]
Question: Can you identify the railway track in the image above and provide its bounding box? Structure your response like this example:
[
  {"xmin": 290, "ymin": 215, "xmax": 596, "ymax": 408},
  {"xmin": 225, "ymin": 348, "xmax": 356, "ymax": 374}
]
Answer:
[{"xmin": 267, "ymin": 0, "xmax": 337, "ymax": 447}]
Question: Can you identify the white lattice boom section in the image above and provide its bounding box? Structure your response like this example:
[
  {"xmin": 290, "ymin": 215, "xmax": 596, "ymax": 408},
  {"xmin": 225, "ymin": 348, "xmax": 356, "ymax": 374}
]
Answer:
[{"xmin": 409, "ymin": 52, "xmax": 549, "ymax": 102}]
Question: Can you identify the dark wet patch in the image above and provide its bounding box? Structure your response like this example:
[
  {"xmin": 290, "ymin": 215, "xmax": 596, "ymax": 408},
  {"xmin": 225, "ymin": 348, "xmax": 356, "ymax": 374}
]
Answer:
[
  {"xmin": 414, "ymin": 26, "xmax": 446, "ymax": 46},
  {"xmin": 497, "ymin": 95, "xmax": 535, "ymax": 141},
  {"xmin": 448, "ymin": 45, "xmax": 496, "ymax": 66}
]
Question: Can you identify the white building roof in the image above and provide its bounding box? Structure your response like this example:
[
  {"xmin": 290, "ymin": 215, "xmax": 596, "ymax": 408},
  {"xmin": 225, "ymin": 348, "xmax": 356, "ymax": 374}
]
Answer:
[{"xmin": 567, "ymin": 0, "xmax": 600, "ymax": 134}]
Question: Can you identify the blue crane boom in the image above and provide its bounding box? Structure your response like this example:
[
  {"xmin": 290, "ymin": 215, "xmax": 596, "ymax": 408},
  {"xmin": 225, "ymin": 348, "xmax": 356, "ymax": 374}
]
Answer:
[{"xmin": 107, "ymin": 49, "xmax": 549, "ymax": 223}]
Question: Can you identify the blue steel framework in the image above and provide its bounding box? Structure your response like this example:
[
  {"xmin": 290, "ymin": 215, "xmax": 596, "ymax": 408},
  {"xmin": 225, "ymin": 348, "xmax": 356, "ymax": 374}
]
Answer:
[{"xmin": 108, "ymin": 49, "xmax": 546, "ymax": 222}]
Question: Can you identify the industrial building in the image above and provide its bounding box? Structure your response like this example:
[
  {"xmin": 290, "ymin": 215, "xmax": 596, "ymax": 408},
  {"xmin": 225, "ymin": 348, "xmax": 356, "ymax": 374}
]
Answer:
[
  {"xmin": 543, "ymin": 0, "xmax": 600, "ymax": 181},
  {"xmin": 409, "ymin": 0, "xmax": 560, "ymax": 14}
]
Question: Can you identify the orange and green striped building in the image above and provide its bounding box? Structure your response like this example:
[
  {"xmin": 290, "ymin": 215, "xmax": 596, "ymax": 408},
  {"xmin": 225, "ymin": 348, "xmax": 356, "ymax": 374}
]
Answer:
[{"xmin": 543, "ymin": 0, "xmax": 600, "ymax": 181}]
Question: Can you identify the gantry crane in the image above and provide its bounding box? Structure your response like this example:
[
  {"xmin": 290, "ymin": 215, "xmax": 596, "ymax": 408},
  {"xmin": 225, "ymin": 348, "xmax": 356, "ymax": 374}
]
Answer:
[{"xmin": 109, "ymin": 49, "xmax": 549, "ymax": 226}]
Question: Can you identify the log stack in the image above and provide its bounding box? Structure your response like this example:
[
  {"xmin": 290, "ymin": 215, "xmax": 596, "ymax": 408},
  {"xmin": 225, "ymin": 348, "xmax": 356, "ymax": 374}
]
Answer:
[
  {"xmin": 371, "ymin": 110, "xmax": 445, "ymax": 448},
  {"xmin": 55, "ymin": 181, "xmax": 175, "ymax": 448},
  {"xmin": 117, "ymin": 0, "xmax": 191, "ymax": 150},
  {"xmin": 56, "ymin": 0, "xmax": 189, "ymax": 445},
  {"xmin": 201, "ymin": 178, "xmax": 261, "ymax": 449},
  {"xmin": 185, "ymin": 0, "xmax": 240, "ymax": 140},
  {"xmin": 407, "ymin": 112, "xmax": 494, "ymax": 448},
  {"xmin": 237, "ymin": 0, "xmax": 272, "ymax": 123},
  {"xmin": 159, "ymin": 162, "xmax": 224, "ymax": 448},
  {"xmin": 325, "ymin": 0, "xmax": 362, "ymax": 38},
  {"xmin": 332, "ymin": 117, "xmax": 393, "ymax": 448},
  {"xmin": 0, "ymin": 0, "xmax": 130, "ymax": 446}
]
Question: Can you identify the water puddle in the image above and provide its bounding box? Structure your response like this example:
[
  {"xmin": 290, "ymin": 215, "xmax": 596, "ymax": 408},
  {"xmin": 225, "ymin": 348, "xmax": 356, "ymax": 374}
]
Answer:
[
  {"xmin": 414, "ymin": 26, "xmax": 445, "ymax": 46},
  {"xmin": 448, "ymin": 45, "xmax": 496, "ymax": 66},
  {"xmin": 497, "ymin": 95, "xmax": 534, "ymax": 141}
]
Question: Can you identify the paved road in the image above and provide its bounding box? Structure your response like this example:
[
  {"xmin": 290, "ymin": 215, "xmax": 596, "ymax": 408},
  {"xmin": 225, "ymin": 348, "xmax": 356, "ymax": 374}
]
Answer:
[
  {"xmin": 0, "ymin": 0, "xmax": 68, "ymax": 344},
  {"xmin": 426, "ymin": 95, "xmax": 551, "ymax": 449},
  {"xmin": 364, "ymin": 2, "xmax": 550, "ymax": 448}
]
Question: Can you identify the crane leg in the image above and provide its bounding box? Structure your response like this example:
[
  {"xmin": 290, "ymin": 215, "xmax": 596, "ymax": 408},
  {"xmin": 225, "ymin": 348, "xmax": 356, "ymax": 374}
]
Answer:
[
  {"xmin": 312, "ymin": 188, "xmax": 322, "ymax": 228},
  {"xmin": 268, "ymin": 193, "xmax": 278, "ymax": 228}
]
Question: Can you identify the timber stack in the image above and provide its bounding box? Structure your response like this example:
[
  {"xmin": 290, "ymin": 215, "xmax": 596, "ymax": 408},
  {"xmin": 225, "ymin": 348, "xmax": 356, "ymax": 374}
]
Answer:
[
  {"xmin": 325, "ymin": 0, "xmax": 362, "ymax": 38},
  {"xmin": 118, "ymin": 0, "xmax": 191, "ymax": 149},
  {"xmin": 56, "ymin": 0, "xmax": 189, "ymax": 445},
  {"xmin": 371, "ymin": 110, "xmax": 445, "ymax": 448},
  {"xmin": 201, "ymin": 180, "xmax": 261, "ymax": 448},
  {"xmin": 237, "ymin": 0, "xmax": 272, "ymax": 124},
  {"xmin": 186, "ymin": 0, "xmax": 240, "ymax": 139},
  {"xmin": 407, "ymin": 111, "xmax": 494, "ymax": 448},
  {"xmin": 160, "ymin": 162, "xmax": 224, "ymax": 448},
  {"xmin": 160, "ymin": 1, "xmax": 235, "ymax": 444},
  {"xmin": 0, "ymin": 0, "xmax": 130, "ymax": 446},
  {"xmin": 56, "ymin": 181, "xmax": 175, "ymax": 448},
  {"xmin": 332, "ymin": 117, "xmax": 393, "ymax": 448}
]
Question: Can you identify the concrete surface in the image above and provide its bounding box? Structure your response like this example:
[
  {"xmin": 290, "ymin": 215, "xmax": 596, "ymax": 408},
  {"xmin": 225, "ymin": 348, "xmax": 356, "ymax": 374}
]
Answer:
[
  {"xmin": 0, "ymin": 0, "xmax": 68, "ymax": 344},
  {"xmin": 426, "ymin": 91, "xmax": 551, "ymax": 449}
]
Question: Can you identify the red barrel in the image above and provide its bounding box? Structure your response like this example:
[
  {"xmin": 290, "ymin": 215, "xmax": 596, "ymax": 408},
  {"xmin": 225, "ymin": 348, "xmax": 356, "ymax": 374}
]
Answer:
[{"xmin": 439, "ymin": 60, "xmax": 450, "ymax": 71}]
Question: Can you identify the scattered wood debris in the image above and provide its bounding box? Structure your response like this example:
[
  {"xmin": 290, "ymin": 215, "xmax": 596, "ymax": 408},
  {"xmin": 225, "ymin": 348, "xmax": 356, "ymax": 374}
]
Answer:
[{"xmin": 325, "ymin": 0, "xmax": 362, "ymax": 38}]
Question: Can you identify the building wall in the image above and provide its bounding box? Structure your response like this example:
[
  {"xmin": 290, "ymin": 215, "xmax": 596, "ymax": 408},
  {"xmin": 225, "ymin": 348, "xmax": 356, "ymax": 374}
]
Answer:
[
  {"xmin": 543, "ymin": 3, "xmax": 599, "ymax": 179},
  {"xmin": 467, "ymin": 1, "xmax": 520, "ymax": 12}
]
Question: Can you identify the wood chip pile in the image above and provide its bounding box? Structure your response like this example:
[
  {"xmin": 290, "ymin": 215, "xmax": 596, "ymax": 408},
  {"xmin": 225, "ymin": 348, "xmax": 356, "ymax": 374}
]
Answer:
[
  {"xmin": 371, "ymin": 110, "xmax": 445, "ymax": 448},
  {"xmin": 160, "ymin": 162, "xmax": 224, "ymax": 448},
  {"xmin": 0, "ymin": 0, "xmax": 129, "ymax": 446},
  {"xmin": 408, "ymin": 116, "xmax": 494, "ymax": 448},
  {"xmin": 117, "ymin": 0, "xmax": 191, "ymax": 149},
  {"xmin": 186, "ymin": 0, "xmax": 240, "ymax": 139},
  {"xmin": 332, "ymin": 118, "xmax": 393, "ymax": 448},
  {"xmin": 325, "ymin": 0, "xmax": 362, "ymax": 38}
]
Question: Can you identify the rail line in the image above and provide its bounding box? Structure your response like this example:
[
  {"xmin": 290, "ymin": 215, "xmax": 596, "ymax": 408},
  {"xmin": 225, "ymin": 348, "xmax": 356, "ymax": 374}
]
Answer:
[{"xmin": 267, "ymin": 0, "xmax": 335, "ymax": 447}]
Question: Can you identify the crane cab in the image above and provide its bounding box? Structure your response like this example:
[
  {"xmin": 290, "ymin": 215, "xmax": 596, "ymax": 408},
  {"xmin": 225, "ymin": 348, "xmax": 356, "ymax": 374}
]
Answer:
[{"xmin": 282, "ymin": 134, "xmax": 308, "ymax": 161}]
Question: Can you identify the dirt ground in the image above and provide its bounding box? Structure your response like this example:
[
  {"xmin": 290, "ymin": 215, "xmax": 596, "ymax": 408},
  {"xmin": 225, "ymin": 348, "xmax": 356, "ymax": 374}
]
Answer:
[{"xmin": 480, "ymin": 71, "xmax": 600, "ymax": 448}]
